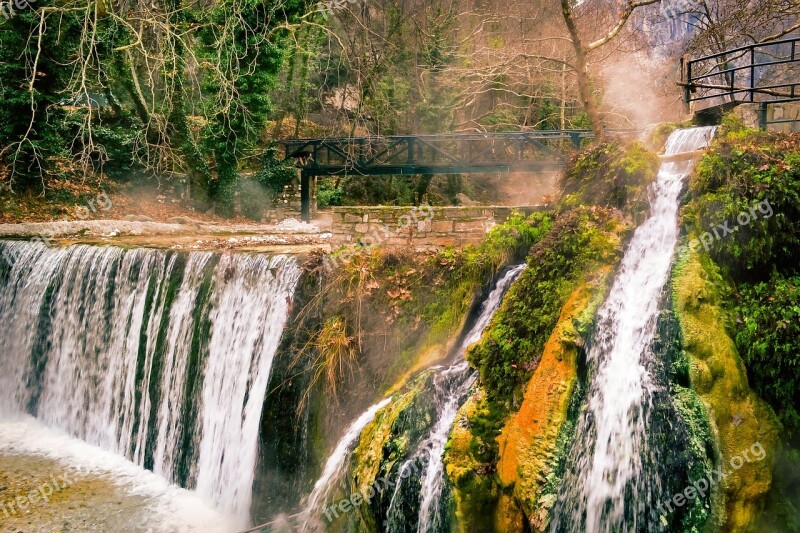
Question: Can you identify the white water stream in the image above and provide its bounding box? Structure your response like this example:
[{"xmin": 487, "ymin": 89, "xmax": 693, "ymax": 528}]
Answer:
[
  {"xmin": 552, "ymin": 127, "xmax": 717, "ymax": 532},
  {"xmin": 385, "ymin": 264, "xmax": 527, "ymax": 532},
  {"xmin": 298, "ymin": 398, "xmax": 392, "ymax": 530}
]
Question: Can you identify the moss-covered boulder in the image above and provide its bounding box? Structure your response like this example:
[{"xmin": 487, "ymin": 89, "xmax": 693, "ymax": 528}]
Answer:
[
  {"xmin": 495, "ymin": 270, "xmax": 611, "ymax": 532},
  {"xmin": 444, "ymin": 207, "xmax": 627, "ymax": 531},
  {"xmin": 673, "ymin": 245, "xmax": 780, "ymax": 531}
]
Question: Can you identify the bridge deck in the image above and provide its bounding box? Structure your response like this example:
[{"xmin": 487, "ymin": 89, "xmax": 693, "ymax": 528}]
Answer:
[{"xmin": 280, "ymin": 130, "xmax": 637, "ymax": 220}]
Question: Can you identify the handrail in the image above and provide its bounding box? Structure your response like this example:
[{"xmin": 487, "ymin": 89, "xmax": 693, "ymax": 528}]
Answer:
[
  {"xmin": 683, "ymin": 36, "xmax": 800, "ymax": 105},
  {"xmin": 688, "ymin": 37, "xmax": 800, "ymax": 64}
]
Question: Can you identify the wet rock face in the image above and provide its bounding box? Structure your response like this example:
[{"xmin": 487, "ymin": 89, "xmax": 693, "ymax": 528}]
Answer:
[{"xmin": 0, "ymin": 453, "xmax": 148, "ymax": 532}]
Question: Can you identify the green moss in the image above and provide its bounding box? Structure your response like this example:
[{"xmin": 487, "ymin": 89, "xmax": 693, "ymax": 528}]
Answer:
[
  {"xmin": 672, "ymin": 385, "xmax": 717, "ymax": 531},
  {"xmin": 735, "ymin": 274, "xmax": 800, "ymax": 443},
  {"xmin": 467, "ymin": 207, "xmax": 624, "ymax": 411},
  {"xmin": 672, "ymin": 244, "xmax": 780, "ymax": 531},
  {"xmin": 443, "ymin": 209, "xmax": 625, "ymax": 531},
  {"xmin": 337, "ymin": 372, "xmax": 436, "ymax": 532},
  {"xmin": 683, "ymin": 128, "xmax": 800, "ymax": 281},
  {"xmin": 444, "ymin": 390, "xmax": 506, "ymax": 532},
  {"xmin": 557, "ymin": 140, "xmax": 659, "ymax": 217}
]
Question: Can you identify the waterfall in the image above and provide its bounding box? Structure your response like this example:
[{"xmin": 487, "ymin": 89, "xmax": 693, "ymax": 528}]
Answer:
[
  {"xmin": 551, "ymin": 127, "xmax": 717, "ymax": 532},
  {"xmin": 0, "ymin": 241, "xmax": 301, "ymax": 524},
  {"xmin": 298, "ymin": 398, "xmax": 392, "ymax": 530},
  {"xmin": 293, "ymin": 264, "xmax": 524, "ymax": 532},
  {"xmin": 386, "ymin": 264, "xmax": 527, "ymax": 533}
]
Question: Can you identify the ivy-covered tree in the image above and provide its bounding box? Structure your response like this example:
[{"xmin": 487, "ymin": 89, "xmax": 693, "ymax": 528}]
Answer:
[{"xmin": 0, "ymin": 0, "xmax": 314, "ymax": 215}]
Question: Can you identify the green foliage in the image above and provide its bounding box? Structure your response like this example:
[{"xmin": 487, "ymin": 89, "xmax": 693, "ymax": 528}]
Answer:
[
  {"xmin": 479, "ymin": 211, "xmax": 553, "ymax": 264},
  {"xmin": 341, "ymin": 175, "xmax": 418, "ymax": 206},
  {"xmin": 684, "ymin": 130, "xmax": 800, "ymax": 281},
  {"xmin": 254, "ymin": 146, "xmax": 297, "ymax": 194},
  {"xmin": 317, "ymin": 178, "xmax": 344, "ymax": 208},
  {"xmin": 0, "ymin": 0, "xmax": 313, "ymax": 213},
  {"xmin": 735, "ymin": 274, "xmax": 800, "ymax": 443},
  {"xmin": 410, "ymin": 211, "xmax": 553, "ymax": 340},
  {"xmin": 558, "ymin": 141, "xmax": 659, "ymax": 217},
  {"xmin": 467, "ymin": 207, "xmax": 622, "ymax": 406}
]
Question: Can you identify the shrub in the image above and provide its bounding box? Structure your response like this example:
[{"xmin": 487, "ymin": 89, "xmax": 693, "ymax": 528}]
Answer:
[
  {"xmin": 735, "ymin": 274, "xmax": 800, "ymax": 443},
  {"xmin": 684, "ymin": 130, "xmax": 800, "ymax": 281},
  {"xmin": 558, "ymin": 140, "xmax": 659, "ymax": 218},
  {"xmin": 254, "ymin": 146, "xmax": 297, "ymax": 194}
]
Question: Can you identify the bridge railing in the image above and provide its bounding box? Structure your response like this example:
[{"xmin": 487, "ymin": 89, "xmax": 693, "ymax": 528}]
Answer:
[
  {"xmin": 280, "ymin": 129, "xmax": 639, "ymax": 220},
  {"xmin": 281, "ymin": 130, "xmax": 607, "ymax": 175},
  {"xmin": 682, "ymin": 37, "xmax": 800, "ymax": 107}
]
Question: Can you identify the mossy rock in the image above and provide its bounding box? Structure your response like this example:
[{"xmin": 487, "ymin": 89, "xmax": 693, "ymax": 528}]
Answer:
[
  {"xmin": 445, "ymin": 389, "xmax": 516, "ymax": 532},
  {"xmin": 494, "ymin": 270, "xmax": 612, "ymax": 532},
  {"xmin": 557, "ymin": 140, "xmax": 659, "ymax": 220},
  {"xmin": 673, "ymin": 244, "xmax": 781, "ymax": 531}
]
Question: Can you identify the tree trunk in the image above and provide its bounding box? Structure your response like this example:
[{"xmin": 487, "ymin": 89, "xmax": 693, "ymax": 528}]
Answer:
[{"xmin": 573, "ymin": 47, "xmax": 605, "ymax": 138}]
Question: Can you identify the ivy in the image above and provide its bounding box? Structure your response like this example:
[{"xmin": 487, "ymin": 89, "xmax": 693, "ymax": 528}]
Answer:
[{"xmin": 735, "ymin": 274, "xmax": 800, "ymax": 443}]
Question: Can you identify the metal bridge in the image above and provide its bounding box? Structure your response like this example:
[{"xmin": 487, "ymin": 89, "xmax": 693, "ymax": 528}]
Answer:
[
  {"xmin": 281, "ymin": 130, "xmax": 632, "ymax": 220},
  {"xmin": 682, "ymin": 36, "xmax": 800, "ymax": 126}
]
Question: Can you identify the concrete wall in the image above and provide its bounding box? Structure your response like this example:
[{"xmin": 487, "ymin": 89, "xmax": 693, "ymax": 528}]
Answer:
[{"xmin": 328, "ymin": 205, "xmax": 547, "ymax": 248}]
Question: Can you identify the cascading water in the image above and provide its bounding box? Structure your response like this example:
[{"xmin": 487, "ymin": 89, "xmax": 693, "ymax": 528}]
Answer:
[
  {"xmin": 385, "ymin": 264, "xmax": 527, "ymax": 533},
  {"xmin": 0, "ymin": 241, "xmax": 301, "ymax": 526},
  {"xmin": 298, "ymin": 398, "xmax": 392, "ymax": 531},
  {"xmin": 293, "ymin": 264, "xmax": 524, "ymax": 532},
  {"xmin": 551, "ymin": 127, "xmax": 717, "ymax": 532}
]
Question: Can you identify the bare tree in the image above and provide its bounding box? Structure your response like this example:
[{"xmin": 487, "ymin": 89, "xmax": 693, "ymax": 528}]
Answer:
[{"xmin": 560, "ymin": 0, "xmax": 662, "ymax": 136}]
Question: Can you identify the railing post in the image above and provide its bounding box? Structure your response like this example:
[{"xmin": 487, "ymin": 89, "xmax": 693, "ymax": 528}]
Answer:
[
  {"xmin": 569, "ymin": 131, "xmax": 582, "ymax": 148},
  {"xmin": 406, "ymin": 137, "xmax": 415, "ymax": 165},
  {"xmin": 682, "ymin": 55, "xmax": 692, "ymax": 114},
  {"xmin": 750, "ymin": 46, "xmax": 756, "ymax": 103},
  {"xmin": 758, "ymin": 102, "xmax": 768, "ymax": 131},
  {"xmin": 301, "ymin": 170, "xmax": 312, "ymax": 222}
]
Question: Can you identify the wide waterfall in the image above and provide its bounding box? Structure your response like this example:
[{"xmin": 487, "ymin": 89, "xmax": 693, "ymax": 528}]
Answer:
[
  {"xmin": 0, "ymin": 241, "xmax": 301, "ymax": 526},
  {"xmin": 551, "ymin": 127, "xmax": 717, "ymax": 532}
]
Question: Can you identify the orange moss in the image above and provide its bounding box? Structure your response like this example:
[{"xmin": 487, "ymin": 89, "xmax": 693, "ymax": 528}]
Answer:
[
  {"xmin": 496, "ymin": 267, "xmax": 612, "ymax": 530},
  {"xmin": 494, "ymin": 491, "xmax": 526, "ymax": 532}
]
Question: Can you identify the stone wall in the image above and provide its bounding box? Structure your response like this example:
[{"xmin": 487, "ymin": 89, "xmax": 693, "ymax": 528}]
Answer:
[
  {"xmin": 259, "ymin": 171, "xmax": 316, "ymax": 223},
  {"xmin": 732, "ymin": 102, "xmax": 800, "ymax": 132},
  {"xmin": 328, "ymin": 205, "xmax": 547, "ymax": 248}
]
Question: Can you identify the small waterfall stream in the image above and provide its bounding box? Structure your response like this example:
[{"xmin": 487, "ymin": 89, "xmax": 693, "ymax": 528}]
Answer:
[
  {"xmin": 551, "ymin": 127, "xmax": 717, "ymax": 532},
  {"xmin": 0, "ymin": 241, "xmax": 301, "ymax": 525},
  {"xmin": 296, "ymin": 264, "xmax": 524, "ymax": 532},
  {"xmin": 386, "ymin": 264, "xmax": 526, "ymax": 532},
  {"xmin": 298, "ymin": 398, "xmax": 392, "ymax": 530},
  {"xmin": 387, "ymin": 264, "xmax": 527, "ymax": 532}
]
